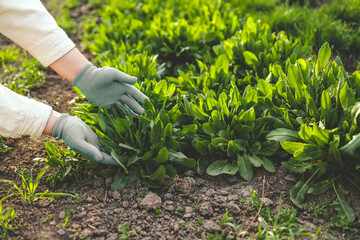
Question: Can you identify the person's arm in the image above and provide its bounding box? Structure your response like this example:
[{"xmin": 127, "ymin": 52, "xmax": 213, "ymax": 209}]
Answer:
[
  {"xmin": 0, "ymin": 0, "xmax": 75, "ymax": 67},
  {"xmin": 0, "ymin": 85, "xmax": 52, "ymax": 139},
  {"xmin": 0, "ymin": 0, "xmax": 148, "ymax": 114},
  {"xmin": 49, "ymin": 48, "xmax": 89, "ymax": 82},
  {"xmin": 0, "ymin": 85, "xmax": 118, "ymax": 165},
  {"xmin": 42, "ymin": 110, "xmax": 61, "ymax": 135}
]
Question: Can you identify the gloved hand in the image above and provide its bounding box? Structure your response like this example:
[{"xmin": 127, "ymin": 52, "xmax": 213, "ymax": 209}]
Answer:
[
  {"xmin": 72, "ymin": 62, "xmax": 148, "ymax": 114},
  {"xmin": 52, "ymin": 114, "xmax": 118, "ymax": 165}
]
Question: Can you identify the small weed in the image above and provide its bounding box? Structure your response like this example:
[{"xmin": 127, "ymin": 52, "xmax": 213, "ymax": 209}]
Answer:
[
  {"xmin": 118, "ymin": 221, "xmax": 137, "ymax": 239},
  {"xmin": 305, "ymin": 199, "xmax": 331, "ymax": 218},
  {"xmin": 40, "ymin": 141, "xmax": 92, "ymax": 188},
  {"xmin": 0, "ymin": 166, "xmax": 78, "ymax": 205},
  {"xmin": 0, "ymin": 203, "xmax": 17, "ymax": 239},
  {"xmin": 239, "ymin": 189, "xmax": 263, "ymax": 212},
  {"xmin": 154, "ymin": 208, "xmax": 162, "ymax": 216},
  {"xmin": 61, "ymin": 206, "xmax": 72, "ymax": 229},
  {"xmin": 173, "ymin": 186, "xmax": 181, "ymax": 192},
  {"xmin": 179, "ymin": 221, "xmax": 187, "ymax": 230},
  {"xmin": 177, "ymin": 206, "xmax": 184, "ymax": 216},
  {"xmin": 193, "ymin": 203, "xmax": 198, "ymax": 212},
  {"xmin": 234, "ymin": 192, "xmax": 321, "ymax": 239},
  {"xmin": 220, "ymin": 211, "xmax": 232, "ymax": 227},
  {"xmin": 43, "ymin": 214, "xmax": 53, "ymax": 223},
  {"xmin": 328, "ymin": 215, "xmax": 360, "ymax": 234},
  {"xmin": 198, "ymin": 216, "xmax": 204, "ymax": 226},
  {"xmin": 139, "ymin": 191, "xmax": 148, "ymax": 197}
]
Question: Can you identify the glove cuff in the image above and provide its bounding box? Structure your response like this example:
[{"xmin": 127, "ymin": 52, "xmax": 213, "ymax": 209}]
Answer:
[
  {"xmin": 51, "ymin": 113, "xmax": 70, "ymax": 139},
  {"xmin": 72, "ymin": 62, "xmax": 96, "ymax": 89}
]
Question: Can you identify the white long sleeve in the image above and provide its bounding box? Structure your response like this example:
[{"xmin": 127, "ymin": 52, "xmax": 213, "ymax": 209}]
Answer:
[
  {"xmin": 0, "ymin": 85, "xmax": 52, "ymax": 139},
  {"xmin": 0, "ymin": 0, "xmax": 75, "ymax": 67},
  {"xmin": 0, "ymin": 0, "xmax": 75, "ymax": 139}
]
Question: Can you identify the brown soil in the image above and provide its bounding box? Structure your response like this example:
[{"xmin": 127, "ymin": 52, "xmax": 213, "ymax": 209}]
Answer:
[
  {"xmin": 1, "ymin": 1, "xmax": 359, "ymax": 238},
  {"xmin": 0, "ymin": 70, "xmax": 359, "ymax": 240}
]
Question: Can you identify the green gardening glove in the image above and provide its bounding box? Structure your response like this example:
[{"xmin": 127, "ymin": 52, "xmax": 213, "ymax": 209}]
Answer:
[
  {"xmin": 72, "ymin": 62, "xmax": 148, "ymax": 114},
  {"xmin": 52, "ymin": 114, "xmax": 118, "ymax": 165}
]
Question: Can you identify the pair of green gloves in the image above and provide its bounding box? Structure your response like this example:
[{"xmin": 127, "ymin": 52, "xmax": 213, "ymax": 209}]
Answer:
[{"xmin": 51, "ymin": 63, "xmax": 148, "ymax": 165}]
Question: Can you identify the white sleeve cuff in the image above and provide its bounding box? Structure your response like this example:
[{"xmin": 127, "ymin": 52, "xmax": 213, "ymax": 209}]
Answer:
[
  {"xmin": 18, "ymin": 98, "xmax": 53, "ymax": 140},
  {"xmin": 30, "ymin": 28, "xmax": 76, "ymax": 67},
  {"xmin": 0, "ymin": 85, "xmax": 52, "ymax": 140}
]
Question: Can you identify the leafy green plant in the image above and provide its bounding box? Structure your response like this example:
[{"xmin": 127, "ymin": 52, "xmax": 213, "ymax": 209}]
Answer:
[
  {"xmin": 0, "ymin": 166, "xmax": 77, "ymax": 205},
  {"xmin": 42, "ymin": 141, "xmax": 94, "ymax": 188},
  {"xmin": 213, "ymin": 17, "xmax": 309, "ymax": 79},
  {"xmin": 266, "ymin": 42, "xmax": 360, "ymax": 222},
  {"xmin": 78, "ymin": 100, "xmax": 196, "ymax": 190},
  {"xmin": 0, "ymin": 137, "xmax": 12, "ymax": 155},
  {"xmin": 69, "ymin": 0, "xmax": 360, "ymax": 222},
  {"xmin": 0, "ymin": 203, "xmax": 17, "ymax": 239},
  {"xmin": 0, "ymin": 48, "xmax": 45, "ymax": 95}
]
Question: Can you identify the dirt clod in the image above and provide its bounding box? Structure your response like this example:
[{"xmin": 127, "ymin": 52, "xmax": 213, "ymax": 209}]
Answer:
[
  {"xmin": 139, "ymin": 192, "xmax": 162, "ymax": 210},
  {"xmin": 204, "ymin": 220, "xmax": 221, "ymax": 232},
  {"xmin": 199, "ymin": 202, "xmax": 213, "ymax": 216},
  {"xmin": 227, "ymin": 201, "xmax": 241, "ymax": 215}
]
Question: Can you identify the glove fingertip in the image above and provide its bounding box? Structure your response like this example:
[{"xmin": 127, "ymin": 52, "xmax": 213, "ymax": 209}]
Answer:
[
  {"xmin": 101, "ymin": 152, "xmax": 120, "ymax": 166},
  {"xmin": 128, "ymin": 76, "xmax": 137, "ymax": 85}
]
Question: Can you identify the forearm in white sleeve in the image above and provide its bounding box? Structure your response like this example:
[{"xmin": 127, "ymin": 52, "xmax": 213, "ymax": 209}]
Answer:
[
  {"xmin": 0, "ymin": 85, "xmax": 52, "ymax": 140},
  {"xmin": 0, "ymin": 0, "xmax": 76, "ymax": 67}
]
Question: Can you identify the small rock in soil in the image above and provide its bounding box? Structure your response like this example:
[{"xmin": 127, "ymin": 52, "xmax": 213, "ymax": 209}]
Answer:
[
  {"xmin": 183, "ymin": 213, "xmax": 192, "ymax": 218},
  {"xmin": 215, "ymin": 196, "xmax": 228, "ymax": 203},
  {"xmin": 228, "ymin": 176, "xmax": 238, "ymax": 183},
  {"xmin": 235, "ymin": 188, "xmax": 252, "ymax": 198},
  {"xmin": 173, "ymin": 222, "xmax": 179, "ymax": 232},
  {"xmin": 59, "ymin": 211, "xmax": 66, "ymax": 219},
  {"xmin": 57, "ymin": 229, "xmax": 66, "ymax": 236},
  {"xmin": 105, "ymin": 177, "xmax": 113, "ymax": 187},
  {"xmin": 199, "ymin": 202, "xmax": 213, "ymax": 216},
  {"xmin": 227, "ymin": 202, "xmax": 241, "ymax": 215},
  {"xmin": 81, "ymin": 229, "xmax": 93, "ymax": 239},
  {"xmin": 195, "ymin": 178, "xmax": 207, "ymax": 186},
  {"xmin": 122, "ymin": 201, "xmax": 129, "ymax": 208},
  {"xmin": 219, "ymin": 190, "xmax": 229, "ymax": 196},
  {"xmin": 204, "ymin": 220, "xmax": 221, "ymax": 232},
  {"xmin": 177, "ymin": 179, "xmax": 192, "ymax": 193},
  {"xmin": 85, "ymin": 196, "xmax": 93, "ymax": 203},
  {"xmin": 139, "ymin": 192, "xmax": 162, "ymax": 210},
  {"xmin": 38, "ymin": 199, "xmax": 51, "ymax": 208},
  {"xmin": 205, "ymin": 189, "xmax": 216, "ymax": 197},
  {"xmin": 185, "ymin": 206, "xmax": 193, "ymax": 214},
  {"xmin": 186, "ymin": 177, "xmax": 196, "ymax": 186},
  {"xmin": 163, "ymin": 193, "xmax": 172, "ymax": 200},
  {"xmin": 284, "ymin": 175, "xmax": 296, "ymax": 182},
  {"xmin": 93, "ymin": 178, "xmax": 104, "ymax": 188},
  {"xmin": 262, "ymin": 197, "xmax": 273, "ymax": 206},
  {"xmin": 184, "ymin": 170, "xmax": 194, "ymax": 176},
  {"xmin": 111, "ymin": 191, "xmax": 121, "ymax": 199},
  {"xmin": 227, "ymin": 194, "xmax": 238, "ymax": 201},
  {"xmin": 94, "ymin": 229, "xmax": 108, "ymax": 236}
]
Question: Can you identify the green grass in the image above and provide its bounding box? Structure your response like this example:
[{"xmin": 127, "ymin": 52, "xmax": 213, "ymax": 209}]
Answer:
[
  {"xmin": 0, "ymin": 203, "xmax": 17, "ymax": 239},
  {"xmin": 0, "ymin": 166, "xmax": 78, "ymax": 205},
  {"xmin": 0, "ymin": 47, "xmax": 45, "ymax": 95}
]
